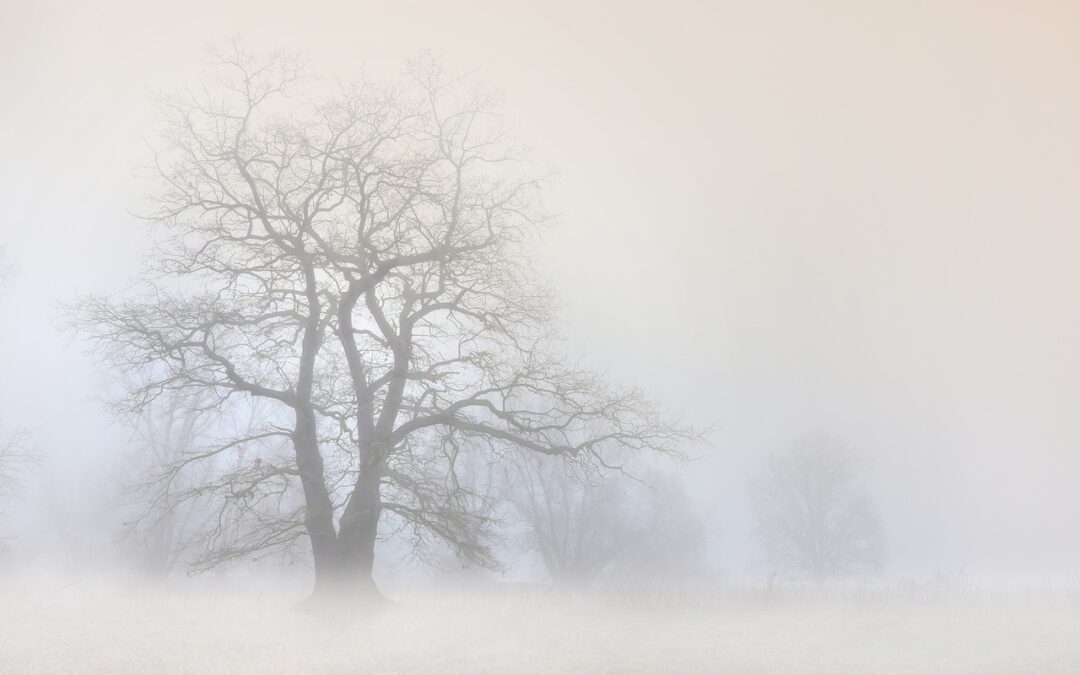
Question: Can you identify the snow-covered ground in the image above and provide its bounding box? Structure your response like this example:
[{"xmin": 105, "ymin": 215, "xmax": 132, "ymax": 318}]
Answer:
[{"xmin": 2, "ymin": 576, "xmax": 1079, "ymax": 674}]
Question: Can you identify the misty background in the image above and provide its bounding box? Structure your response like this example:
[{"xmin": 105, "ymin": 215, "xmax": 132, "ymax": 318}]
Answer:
[{"xmin": 3, "ymin": 0, "xmax": 1080, "ymax": 583}]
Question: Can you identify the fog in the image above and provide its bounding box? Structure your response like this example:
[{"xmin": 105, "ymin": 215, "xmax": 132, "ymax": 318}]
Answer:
[{"xmin": 3, "ymin": 1, "xmax": 1080, "ymax": 672}]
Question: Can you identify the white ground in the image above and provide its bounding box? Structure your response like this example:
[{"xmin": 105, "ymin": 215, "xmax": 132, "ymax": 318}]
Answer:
[{"xmin": 2, "ymin": 577, "xmax": 1079, "ymax": 674}]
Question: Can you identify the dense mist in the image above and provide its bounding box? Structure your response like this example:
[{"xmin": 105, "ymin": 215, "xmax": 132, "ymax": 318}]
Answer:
[{"xmin": 3, "ymin": 1, "xmax": 1080, "ymax": 673}]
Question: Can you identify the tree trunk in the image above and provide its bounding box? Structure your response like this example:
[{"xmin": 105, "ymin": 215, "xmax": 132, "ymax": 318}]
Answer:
[
  {"xmin": 292, "ymin": 406, "xmax": 343, "ymax": 592},
  {"xmin": 336, "ymin": 451, "xmax": 383, "ymax": 590},
  {"xmin": 300, "ymin": 450, "xmax": 384, "ymax": 606},
  {"xmin": 293, "ymin": 396, "xmax": 385, "ymax": 604}
]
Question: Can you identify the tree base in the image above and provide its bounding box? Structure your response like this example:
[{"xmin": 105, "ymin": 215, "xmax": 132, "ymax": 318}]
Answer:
[{"xmin": 297, "ymin": 577, "xmax": 392, "ymax": 613}]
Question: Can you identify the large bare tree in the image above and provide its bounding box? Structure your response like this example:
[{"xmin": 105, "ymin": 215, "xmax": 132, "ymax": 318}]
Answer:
[
  {"xmin": 750, "ymin": 437, "xmax": 884, "ymax": 584},
  {"xmin": 74, "ymin": 47, "xmax": 690, "ymax": 600}
]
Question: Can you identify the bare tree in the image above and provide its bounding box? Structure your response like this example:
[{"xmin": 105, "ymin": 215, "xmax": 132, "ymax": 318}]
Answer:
[
  {"xmin": 112, "ymin": 387, "xmax": 274, "ymax": 578},
  {"xmin": 501, "ymin": 455, "xmax": 703, "ymax": 587},
  {"xmin": 73, "ymin": 46, "xmax": 691, "ymax": 600},
  {"xmin": 0, "ymin": 247, "xmax": 38, "ymax": 541},
  {"xmin": 606, "ymin": 470, "xmax": 707, "ymax": 583},
  {"xmin": 113, "ymin": 391, "xmax": 202, "ymax": 577},
  {"xmin": 750, "ymin": 437, "xmax": 884, "ymax": 584},
  {"xmin": 500, "ymin": 454, "xmax": 633, "ymax": 587},
  {"xmin": 0, "ymin": 423, "xmax": 35, "ymax": 532}
]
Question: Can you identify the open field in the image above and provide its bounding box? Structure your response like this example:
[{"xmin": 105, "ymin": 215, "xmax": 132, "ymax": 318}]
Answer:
[{"xmin": 3, "ymin": 577, "xmax": 1079, "ymax": 674}]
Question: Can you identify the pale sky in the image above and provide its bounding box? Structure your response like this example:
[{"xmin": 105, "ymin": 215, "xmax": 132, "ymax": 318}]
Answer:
[{"xmin": 3, "ymin": 0, "xmax": 1080, "ymax": 579}]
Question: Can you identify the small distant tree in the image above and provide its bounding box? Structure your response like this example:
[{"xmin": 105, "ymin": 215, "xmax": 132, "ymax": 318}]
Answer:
[
  {"xmin": 0, "ymin": 247, "xmax": 38, "ymax": 540},
  {"xmin": 111, "ymin": 383, "xmax": 305, "ymax": 577},
  {"xmin": 0, "ymin": 423, "xmax": 35, "ymax": 529},
  {"xmin": 501, "ymin": 454, "xmax": 703, "ymax": 587},
  {"xmin": 607, "ymin": 470, "xmax": 706, "ymax": 582},
  {"xmin": 114, "ymin": 392, "xmax": 203, "ymax": 576},
  {"xmin": 113, "ymin": 388, "xmax": 237, "ymax": 577},
  {"xmin": 501, "ymin": 454, "xmax": 631, "ymax": 587},
  {"xmin": 750, "ymin": 437, "xmax": 883, "ymax": 583}
]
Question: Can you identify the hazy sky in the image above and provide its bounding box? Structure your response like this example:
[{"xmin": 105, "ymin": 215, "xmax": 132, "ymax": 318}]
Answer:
[{"xmin": 3, "ymin": 0, "xmax": 1080, "ymax": 579}]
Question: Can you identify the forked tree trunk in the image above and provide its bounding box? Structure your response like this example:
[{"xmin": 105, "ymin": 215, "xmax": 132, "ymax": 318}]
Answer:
[
  {"xmin": 303, "ymin": 446, "xmax": 385, "ymax": 605},
  {"xmin": 335, "ymin": 460, "xmax": 382, "ymax": 590},
  {"xmin": 293, "ymin": 406, "xmax": 350, "ymax": 596}
]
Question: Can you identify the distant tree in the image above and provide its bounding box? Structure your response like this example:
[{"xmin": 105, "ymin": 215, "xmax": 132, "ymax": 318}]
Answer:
[
  {"xmin": 500, "ymin": 454, "xmax": 631, "ymax": 587},
  {"xmin": 112, "ymin": 388, "xmax": 276, "ymax": 578},
  {"xmin": 607, "ymin": 470, "xmax": 707, "ymax": 582},
  {"xmin": 0, "ymin": 247, "xmax": 38, "ymax": 540},
  {"xmin": 113, "ymin": 392, "xmax": 203, "ymax": 576},
  {"xmin": 0, "ymin": 422, "xmax": 35, "ymax": 529},
  {"xmin": 501, "ymin": 454, "xmax": 702, "ymax": 587},
  {"xmin": 750, "ymin": 437, "xmax": 883, "ymax": 583}
]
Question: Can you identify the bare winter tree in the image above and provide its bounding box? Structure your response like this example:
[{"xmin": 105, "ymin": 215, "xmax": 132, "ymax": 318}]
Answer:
[
  {"xmin": 750, "ymin": 437, "xmax": 884, "ymax": 584},
  {"xmin": 500, "ymin": 454, "xmax": 633, "ymax": 587},
  {"xmin": 606, "ymin": 470, "xmax": 707, "ymax": 583},
  {"xmin": 0, "ymin": 422, "xmax": 35, "ymax": 534},
  {"xmin": 112, "ymin": 387, "xmax": 276, "ymax": 578},
  {"xmin": 113, "ymin": 390, "xmax": 204, "ymax": 577},
  {"xmin": 500, "ymin": 455, "xmax": 703, "ymax": 587},
  {"xmin": 73, "ymin": 46, "xmax": 691, "ymax": 600},
  {"xmin": 0, "ymin": 247, "xmax": 38, "ymax": 540}
]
